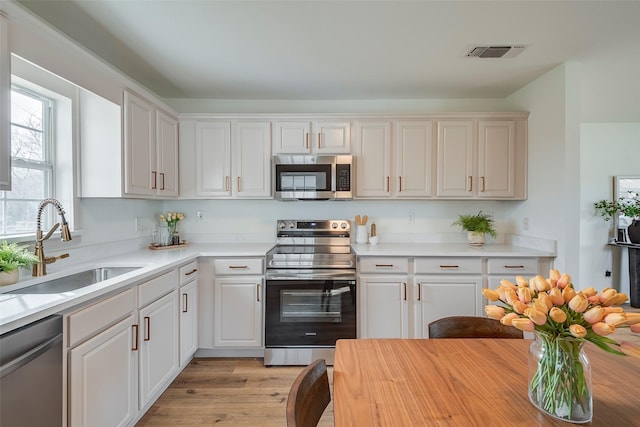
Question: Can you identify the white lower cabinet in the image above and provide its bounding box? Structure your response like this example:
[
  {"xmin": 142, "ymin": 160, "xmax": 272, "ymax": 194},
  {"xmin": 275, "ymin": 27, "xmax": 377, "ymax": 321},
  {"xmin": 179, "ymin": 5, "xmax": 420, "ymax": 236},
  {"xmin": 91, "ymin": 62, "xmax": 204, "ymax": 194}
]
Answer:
[
  {"xmin": 67, "ymin": 269, "xmax": 182, "ymax": 427},
  {"xmin": 138, "ymin": 290, "xmax": 179, "ymax": 408},
  {"xmin": 179, "ymin": 268, "xmax": 198, "ymax": 366},
  {"xmin": 213, "ymin": 257, "xmax": 264, "ymax": 348},
  {"xmin": 214, "ymin": 277, "xmax": 263, "ymax": 347},
  {"xmin": 359, "ymin": 256, "xmax": 483, "ymax": 339},
  {"xmin": 359, "ymin": 275, "xmax": 410, "ymax": 338},
  {"xmin": 415, "ymin": 277, "xmax": 483, "ymax": 338},
  {"xmin": 69, "ymin": 314, "xmax": 138, "ymax": 427}
]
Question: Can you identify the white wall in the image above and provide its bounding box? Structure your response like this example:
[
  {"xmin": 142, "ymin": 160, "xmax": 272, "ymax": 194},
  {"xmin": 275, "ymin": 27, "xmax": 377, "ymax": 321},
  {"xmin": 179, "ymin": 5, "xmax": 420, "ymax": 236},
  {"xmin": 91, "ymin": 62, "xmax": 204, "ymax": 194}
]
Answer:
[
  {"xmin": 580, "ymin": 123, "xmax": 640, "ymax": 295},
  {"xmin": 502, "ymin": 65, "xmax": 572, "ymax": 274}
]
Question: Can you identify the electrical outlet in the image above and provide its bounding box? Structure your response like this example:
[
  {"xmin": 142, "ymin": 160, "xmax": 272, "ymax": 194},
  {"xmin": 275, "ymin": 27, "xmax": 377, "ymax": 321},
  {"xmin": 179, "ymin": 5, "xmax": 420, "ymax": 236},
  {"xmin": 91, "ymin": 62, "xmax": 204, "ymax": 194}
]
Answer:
[
  {"xmin": 134, "ymin": 216, "xmax": 143, "ymax": 232},
  {"xmin": 523, "ymin": 217, "xmax": 529, "ymax": 231},
  {"xmin": 605, "ymin": 270, "xmax": 611, "ymax": 277},
  {"xmin": 408, "ymin": 212, "xmax": 415, "ymax": 224},
  {"xmin": 196, "ymin": 210, "xmax": 206, "ymax": 222}
]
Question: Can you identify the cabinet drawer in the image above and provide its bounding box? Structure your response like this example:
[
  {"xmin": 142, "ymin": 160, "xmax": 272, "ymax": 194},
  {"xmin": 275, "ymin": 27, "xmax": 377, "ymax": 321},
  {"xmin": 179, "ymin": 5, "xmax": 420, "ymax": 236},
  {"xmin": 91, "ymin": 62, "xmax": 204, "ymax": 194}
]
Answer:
[
  {"xmin": 68, "ymin": 288, "xmax": 136, "ymax": 348},
  {"xmin": 358, "ymin": 257, "xmax": 409, "ymax": 274},
  {"xmin": 179, "ymin": 261, "xmax": 199, "ymax": 285},
  {"xmin": 138, "ymin": 269, "xmax": 178, "ymax": 308},
  {"xmin": 414, "ymin": 257, "xmax": 482, "ymax": 274},
  {"xmin": 487, "ymin": 258, "xmax": 538, "ymax": 275},
  {"xmin": 214, "ymin": 258, "xmax": 263, "ymax": 275}
]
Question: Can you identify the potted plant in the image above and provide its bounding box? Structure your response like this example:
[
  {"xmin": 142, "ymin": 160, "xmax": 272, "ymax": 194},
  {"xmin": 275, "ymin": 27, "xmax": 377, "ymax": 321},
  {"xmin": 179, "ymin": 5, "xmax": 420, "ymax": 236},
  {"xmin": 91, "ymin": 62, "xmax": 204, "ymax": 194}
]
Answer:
[
  {"xmin": 0, "ymin": 240, "xmax": 39, "ymax": 286},
  {"xmin": 452, "ymin": 211, "xmax": 497, "ymax": 246},
  {"xmin": 594, "ymin": 191, "xmax": 640, "ymax": 243}
]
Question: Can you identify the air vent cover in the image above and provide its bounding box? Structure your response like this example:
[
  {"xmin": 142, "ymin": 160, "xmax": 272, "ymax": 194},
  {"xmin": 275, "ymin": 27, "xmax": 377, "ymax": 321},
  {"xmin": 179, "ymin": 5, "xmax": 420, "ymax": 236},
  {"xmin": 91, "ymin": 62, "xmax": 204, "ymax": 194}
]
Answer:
[{"xmin": 466, "ymin": 45, "xmax": 527, "ymax": 58}]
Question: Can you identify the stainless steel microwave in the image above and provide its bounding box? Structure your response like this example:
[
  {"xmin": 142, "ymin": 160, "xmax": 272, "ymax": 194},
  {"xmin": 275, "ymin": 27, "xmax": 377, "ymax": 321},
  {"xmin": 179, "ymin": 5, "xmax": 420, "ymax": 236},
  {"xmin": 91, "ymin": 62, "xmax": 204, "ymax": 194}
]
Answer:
[{"xmin": 273, "ymin": 155, "xmax": 353, "ymax": 201}]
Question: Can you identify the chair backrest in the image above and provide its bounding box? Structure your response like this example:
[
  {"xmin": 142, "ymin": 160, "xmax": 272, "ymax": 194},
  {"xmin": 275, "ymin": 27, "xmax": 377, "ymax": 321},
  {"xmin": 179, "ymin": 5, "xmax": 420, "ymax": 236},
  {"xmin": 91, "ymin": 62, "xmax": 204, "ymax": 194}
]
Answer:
[
  {"xmin": 428, "ymin": 316, "xmax": 524, "ymax": 339},
  {"xmin": 286, "ymin": 359, "xmax": 331, "ymax": 427}
]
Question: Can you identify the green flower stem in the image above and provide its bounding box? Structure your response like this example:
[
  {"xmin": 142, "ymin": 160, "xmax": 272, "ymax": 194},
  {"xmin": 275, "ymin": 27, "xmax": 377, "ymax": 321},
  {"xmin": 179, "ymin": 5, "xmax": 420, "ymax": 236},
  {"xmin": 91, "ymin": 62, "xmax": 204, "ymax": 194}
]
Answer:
[{"xmin": 529, "ymin": 332, "xmax": 591, "ymax": 421}]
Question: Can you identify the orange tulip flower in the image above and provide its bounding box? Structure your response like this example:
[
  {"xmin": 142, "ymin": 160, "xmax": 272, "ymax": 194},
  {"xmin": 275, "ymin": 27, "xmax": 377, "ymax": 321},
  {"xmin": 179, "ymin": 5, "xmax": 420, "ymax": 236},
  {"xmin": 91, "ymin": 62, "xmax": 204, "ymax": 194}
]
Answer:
[
  {"xmin": 549, "ymin": 307, "xmax": 567, "ymax": 323},
  {"xmin": 500, "ymin": 312, "xmax": 520, "ymax": 326},
  {"xmin": 482, "ymin": 288, "xmax": 500, "ymax": 302},
  {"xmin": 568, "ymin": 294, "xmax": 588, "ymax": 313},
  {"xmin": 485, "ymin": 305, "xmax": 505, "ymax": 320},
  {"xmin": 511, "ymin": 318, "xmax": 535, "ymax": 332},
  {"xmin": 583, "ymin": 306, "xmax": 606, "ymax": 324},
  {"xmin": 569, "ymin": 324, "xmax": 587, "ymax": 338},
  {"xmin": 592, "ymin": 322, "xmax": 615, "ymax": 336}
]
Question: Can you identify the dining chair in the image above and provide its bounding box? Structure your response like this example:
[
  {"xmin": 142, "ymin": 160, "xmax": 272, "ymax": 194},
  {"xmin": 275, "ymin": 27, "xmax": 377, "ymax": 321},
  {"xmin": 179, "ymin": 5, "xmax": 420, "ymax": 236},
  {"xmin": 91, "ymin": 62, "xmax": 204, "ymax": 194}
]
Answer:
[
  {"xmin": 428, "ymin": 316, "xmax": 524, "ymax": 339},
  {"xmin": 286, "ymin": 359, "xmax": 331, "ymax": 427}
]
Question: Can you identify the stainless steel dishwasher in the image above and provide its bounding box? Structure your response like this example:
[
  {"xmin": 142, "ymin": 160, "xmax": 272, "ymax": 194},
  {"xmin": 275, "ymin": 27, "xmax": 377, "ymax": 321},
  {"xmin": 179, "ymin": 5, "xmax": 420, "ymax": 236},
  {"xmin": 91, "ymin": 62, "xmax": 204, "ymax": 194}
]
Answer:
[{"xmin": 0, "ymin": 314, "xmax": 63, "ymax": 427}]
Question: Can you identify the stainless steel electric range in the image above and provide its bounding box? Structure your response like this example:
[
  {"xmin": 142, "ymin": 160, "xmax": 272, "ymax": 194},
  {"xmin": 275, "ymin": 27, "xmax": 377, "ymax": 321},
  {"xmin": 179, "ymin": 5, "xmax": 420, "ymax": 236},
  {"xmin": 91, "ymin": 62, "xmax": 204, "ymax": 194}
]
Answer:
[{"xmin": 264, "ymin": 219, "xmax": 356, "ymax": 366}]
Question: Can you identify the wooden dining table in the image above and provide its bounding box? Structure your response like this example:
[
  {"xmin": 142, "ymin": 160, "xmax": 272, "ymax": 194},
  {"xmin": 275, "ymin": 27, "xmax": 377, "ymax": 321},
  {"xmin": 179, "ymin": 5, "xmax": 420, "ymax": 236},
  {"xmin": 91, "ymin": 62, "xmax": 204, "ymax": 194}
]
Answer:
[{"xmin": 333, "ymin": 339, "xmax": 640, "ymax": 426}]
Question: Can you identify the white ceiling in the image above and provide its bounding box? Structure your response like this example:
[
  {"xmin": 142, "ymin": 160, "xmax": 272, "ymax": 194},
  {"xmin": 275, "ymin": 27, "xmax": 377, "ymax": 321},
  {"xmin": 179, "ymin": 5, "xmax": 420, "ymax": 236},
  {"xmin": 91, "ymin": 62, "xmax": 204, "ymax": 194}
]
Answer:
[{"xmin": 15, "ymin": 0, "xmax": 640, "ymax": 100}]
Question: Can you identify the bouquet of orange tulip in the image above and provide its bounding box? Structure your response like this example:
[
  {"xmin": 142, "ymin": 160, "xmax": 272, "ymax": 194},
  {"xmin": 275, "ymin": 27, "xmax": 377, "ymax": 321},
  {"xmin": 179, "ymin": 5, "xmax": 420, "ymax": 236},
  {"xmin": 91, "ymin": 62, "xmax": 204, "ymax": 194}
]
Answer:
[{"xmin": 483, "ymin": 270, "xmax": 640, "ymax": 423}]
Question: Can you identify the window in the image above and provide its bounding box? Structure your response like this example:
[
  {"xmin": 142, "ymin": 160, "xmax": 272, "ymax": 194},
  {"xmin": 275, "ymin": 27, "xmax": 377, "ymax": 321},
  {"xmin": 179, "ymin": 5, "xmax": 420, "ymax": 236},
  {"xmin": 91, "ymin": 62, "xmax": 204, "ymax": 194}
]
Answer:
[{"xmin": 0, "ymin": 86, "xmax": 54, "ymax": 235}]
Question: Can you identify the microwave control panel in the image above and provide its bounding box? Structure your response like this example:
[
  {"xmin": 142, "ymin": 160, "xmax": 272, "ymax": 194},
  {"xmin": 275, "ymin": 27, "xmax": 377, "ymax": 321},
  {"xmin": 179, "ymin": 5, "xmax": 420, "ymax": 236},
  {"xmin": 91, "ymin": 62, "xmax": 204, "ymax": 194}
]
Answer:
[{"xmin": 336, "ymin": 163, "xmax": 351, "ymax": 192}]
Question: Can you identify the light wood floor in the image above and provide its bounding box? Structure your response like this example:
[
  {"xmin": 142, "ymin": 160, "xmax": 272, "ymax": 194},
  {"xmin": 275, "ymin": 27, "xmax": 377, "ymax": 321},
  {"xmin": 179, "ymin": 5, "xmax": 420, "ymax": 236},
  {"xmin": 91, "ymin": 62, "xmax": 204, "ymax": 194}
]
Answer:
[
  {"xmin": 138, "ymin": 305, "xmax": 639, "ymax": 426},
  {"xmin": 136, "ymin": 358, "xmax": 334, "ymax": 426}
]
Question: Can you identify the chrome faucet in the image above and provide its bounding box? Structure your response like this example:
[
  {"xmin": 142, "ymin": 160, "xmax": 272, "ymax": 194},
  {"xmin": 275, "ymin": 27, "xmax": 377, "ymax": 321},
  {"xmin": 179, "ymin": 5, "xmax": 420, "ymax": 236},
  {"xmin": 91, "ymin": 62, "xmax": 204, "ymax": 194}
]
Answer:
[{"xmin": 33, "ymin": 198, "xmax": 72, "ymax": 277}]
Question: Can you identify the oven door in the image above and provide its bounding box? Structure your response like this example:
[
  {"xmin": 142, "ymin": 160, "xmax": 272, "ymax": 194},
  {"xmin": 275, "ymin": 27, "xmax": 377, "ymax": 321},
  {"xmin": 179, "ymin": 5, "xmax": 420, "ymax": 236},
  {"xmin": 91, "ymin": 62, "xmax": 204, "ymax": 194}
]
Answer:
[{"xmin": 265, "ymin": 278, "xmax": 356, "ymax": 347}]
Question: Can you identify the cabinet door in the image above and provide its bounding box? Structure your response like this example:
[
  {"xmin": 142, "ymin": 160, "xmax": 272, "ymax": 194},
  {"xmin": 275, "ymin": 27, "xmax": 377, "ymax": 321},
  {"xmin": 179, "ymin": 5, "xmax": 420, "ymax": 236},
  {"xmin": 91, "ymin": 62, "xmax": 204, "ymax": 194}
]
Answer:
[
  {"xmin": 69, "ymin": 315, "xmax": 138, "ymax": 427},
  {"xmin": 124, "ymin": 91, "xmax": 156, "ymax": 196},
  {"xmin": 436, "ymin": 120, "xmax": 474, "ymax": 197},
  {"xmin": 416, "ymin": 277, "xmax": 482, "ymax": 338},
  {"xmin": 214, "ymin": 277, "xmax": 263, "ymax": 347},
  {"xmin": 396, "ymin": 121, "xmax": 434, "ymax": 198},
  {"xmin": 272, "ymin": 121, "xmax": 312, "ymax": 154},
  {"xmin": 477, "ymin": 120, "xmax": 516, "ymax": 198},
  {"xmin": 233, "ymin": 121, "xmax": 271, "ymax": 198},
  {"xmin": 139, "ymin": 290, "xmax": 179, "ymax": 408},
  {"xmin": 359, "ymin": 276, "xmax": 410, "ymax": 338},
  {"xmin": 156, "ymin": 110, "xmax": 179, "ymax": 197},
  {"xmin": 314, "ymin": 120, "xmax": 351, "ymax": 153},
  {"xmin": 195, "ymin": 121, "xmax": 231, "ymax": 197},
  {"xmin": 179, "ymin": 279, "xmax": 199, "ymax": 365},
  {"xmin": 355, "ymin": 121, "xmax": 392, "ymax": 197},
  {"xmin": 0, "ymin": 14, "xmax": 10, "ymax": 191}
]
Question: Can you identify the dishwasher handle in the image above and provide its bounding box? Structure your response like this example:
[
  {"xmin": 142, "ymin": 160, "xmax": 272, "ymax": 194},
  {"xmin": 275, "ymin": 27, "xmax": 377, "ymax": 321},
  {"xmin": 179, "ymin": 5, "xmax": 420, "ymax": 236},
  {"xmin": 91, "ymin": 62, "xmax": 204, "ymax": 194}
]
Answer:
[{"xmin": 0, "ymin": 333, "xmax": 62, "ymax": 379}]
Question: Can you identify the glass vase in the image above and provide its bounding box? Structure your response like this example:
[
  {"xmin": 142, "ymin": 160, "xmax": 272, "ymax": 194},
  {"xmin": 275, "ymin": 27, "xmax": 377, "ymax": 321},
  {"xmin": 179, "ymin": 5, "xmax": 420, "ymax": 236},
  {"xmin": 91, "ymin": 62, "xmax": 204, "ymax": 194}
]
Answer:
[
  {"xmin": 158, "ymin": 224, "xmax": 171, "ymax": 246},
  {"xmin": 528, "ymin": 331, "xmax": 592, "ymax": 423}
]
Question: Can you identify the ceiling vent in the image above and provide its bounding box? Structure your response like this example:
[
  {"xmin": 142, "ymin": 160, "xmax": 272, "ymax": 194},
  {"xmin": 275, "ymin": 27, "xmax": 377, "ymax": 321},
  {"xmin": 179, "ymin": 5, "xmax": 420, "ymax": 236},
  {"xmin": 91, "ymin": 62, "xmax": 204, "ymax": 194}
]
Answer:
[{"xmin": 466, "ymin": 45, "xmax": 527, "ymax": 59}]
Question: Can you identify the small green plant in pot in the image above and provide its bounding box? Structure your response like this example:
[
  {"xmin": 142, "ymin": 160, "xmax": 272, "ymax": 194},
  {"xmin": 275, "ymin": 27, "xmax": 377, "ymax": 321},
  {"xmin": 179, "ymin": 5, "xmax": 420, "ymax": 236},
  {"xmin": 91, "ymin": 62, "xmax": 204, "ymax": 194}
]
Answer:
[
  {"xmin": 594, "ymin": 191, "xmax": 640, "ymax": 243},
  {"xmin": 0, "ymin": 240, "xmax": 39, "ymax": 286},
  {"xmin": 452, "ymin": 211, "xmax": 497, "ymax": 246}
]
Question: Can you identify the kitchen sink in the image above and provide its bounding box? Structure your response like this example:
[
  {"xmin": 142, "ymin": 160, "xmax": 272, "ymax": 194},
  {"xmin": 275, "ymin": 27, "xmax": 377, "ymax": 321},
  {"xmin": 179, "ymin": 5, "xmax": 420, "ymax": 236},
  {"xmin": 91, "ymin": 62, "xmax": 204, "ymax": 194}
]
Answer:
[{"xmin": 11, "ymin": 266, "xmax": 141, "ymax": 294}]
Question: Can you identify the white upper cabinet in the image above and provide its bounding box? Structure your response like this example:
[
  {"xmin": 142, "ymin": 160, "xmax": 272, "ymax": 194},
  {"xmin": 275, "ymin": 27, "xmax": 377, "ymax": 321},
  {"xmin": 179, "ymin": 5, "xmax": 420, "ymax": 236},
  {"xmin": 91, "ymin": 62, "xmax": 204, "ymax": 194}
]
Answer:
[
  {"xmin": 232, "ymin": 121, "xmax": 272, "ymax": 198},
  {"xmin": 395, "ymin": 121, "xmax": 434, "ymax": 198},
  {"xmin": 187, "ymin": 120, "xmax": 271, "ymax": 199},
  {"xmin": 355, "ymin": 120, "xmax": 434, "ymax": 198},
  {"xmin": 156, "ymin": 110, "xmax": 179, "ymax": 197},
  {"xmin": 477, "ymin": 120, "xmax": 516, "ymax": 198},
  {"xmin": 436, "ymin": 117, "xmax": 526, "ymax": 199},
  {"xmin": 272, "ymin": 120, "xmax": 351, "ymax": 154},
  {"xmin": 354, "ymin": 121, "xmax": 392, "ymax": 197},
  {"xmin": 195, "ymin": 121, "xmax": 232, "ymax": 197},
  {"xmin": 123, "ymin": 90, "xmax": 179, "ymax": 198},
  {"xmin": 0, "ymin": 13, "xmax": 11, "ymax": 191},
  {"xmin": 436, "ymin": 120, "xmax": 474, "ymax": 197}
]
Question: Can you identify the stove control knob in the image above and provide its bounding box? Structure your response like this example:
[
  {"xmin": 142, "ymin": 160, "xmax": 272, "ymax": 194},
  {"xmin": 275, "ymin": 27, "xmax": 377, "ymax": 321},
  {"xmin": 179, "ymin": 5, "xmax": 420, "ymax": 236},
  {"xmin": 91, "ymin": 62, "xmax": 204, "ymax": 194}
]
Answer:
[
  {"xmin": 340, "ymin": 222, "xmax": 348, "ymax": 229},
  {"xmin": 288, "ymin": 221, "xmax": 296, "ymax": 229},
  {"xmin": 331, "ymin": 222, "xmax": 338, "ymax": 229},
  {"xmin": 278, "ymin": 221, "xmax": 286, "ymax": 229}
]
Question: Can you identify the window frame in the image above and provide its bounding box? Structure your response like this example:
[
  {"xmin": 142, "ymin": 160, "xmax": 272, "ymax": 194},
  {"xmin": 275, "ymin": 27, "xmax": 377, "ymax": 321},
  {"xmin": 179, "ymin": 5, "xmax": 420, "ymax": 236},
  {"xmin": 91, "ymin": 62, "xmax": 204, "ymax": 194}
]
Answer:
[{"xmin": 1, "ymin": 85, "xmax": 56, "ymax": 236}]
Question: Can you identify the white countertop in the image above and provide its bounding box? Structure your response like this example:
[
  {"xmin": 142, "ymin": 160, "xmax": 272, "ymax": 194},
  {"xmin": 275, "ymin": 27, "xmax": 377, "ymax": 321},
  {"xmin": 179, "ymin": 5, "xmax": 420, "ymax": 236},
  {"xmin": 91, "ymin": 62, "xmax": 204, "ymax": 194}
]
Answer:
[
  {"xmin": 352, "ymin": 242, "xmax": 556, "ymax": 257},
  {"xmin": 0, "ymin": 243, "xmax": 272, "ymax": 335},
  {"xmin": 0, "ymin": 241, "xmax": 554, "ymax": 335}
]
